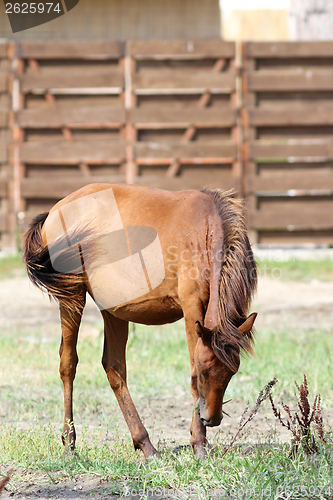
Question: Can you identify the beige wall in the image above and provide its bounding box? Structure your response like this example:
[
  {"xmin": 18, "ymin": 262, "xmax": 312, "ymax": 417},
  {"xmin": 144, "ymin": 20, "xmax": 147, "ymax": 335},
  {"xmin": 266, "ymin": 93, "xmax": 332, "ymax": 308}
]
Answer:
[
  {"xmin": 222, "ymin": 9, "xmax": 289, "ymax": 41},
  {"xmin": 0, "ymin": 0, "xmax": 221, "ymax": 40}
]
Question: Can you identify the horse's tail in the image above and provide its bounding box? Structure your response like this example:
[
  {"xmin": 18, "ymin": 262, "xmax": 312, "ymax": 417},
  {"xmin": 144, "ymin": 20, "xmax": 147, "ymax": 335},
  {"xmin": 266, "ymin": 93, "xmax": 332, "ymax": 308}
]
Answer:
[
  {"xmin": 202, "ymin": 189, "xmax": 258, "ymax": 372},
  {"xmin": 23, "ymin": 212, "xmax": 86, "ymax": 312}
]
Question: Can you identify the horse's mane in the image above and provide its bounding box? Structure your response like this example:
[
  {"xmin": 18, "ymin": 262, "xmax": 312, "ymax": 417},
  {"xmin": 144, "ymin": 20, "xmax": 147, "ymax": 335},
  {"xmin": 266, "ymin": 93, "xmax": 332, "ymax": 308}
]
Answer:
[{"xmin": 201, "ymin": 188, "xmax": 258, "ymax": 372}]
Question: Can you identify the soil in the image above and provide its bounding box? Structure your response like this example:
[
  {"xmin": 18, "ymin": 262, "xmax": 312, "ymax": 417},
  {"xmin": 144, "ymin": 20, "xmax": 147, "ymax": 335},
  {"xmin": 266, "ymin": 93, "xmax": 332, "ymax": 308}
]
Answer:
[{"xmin": 1, "ymin": 275, "xmax": 333, "ymax": 499}]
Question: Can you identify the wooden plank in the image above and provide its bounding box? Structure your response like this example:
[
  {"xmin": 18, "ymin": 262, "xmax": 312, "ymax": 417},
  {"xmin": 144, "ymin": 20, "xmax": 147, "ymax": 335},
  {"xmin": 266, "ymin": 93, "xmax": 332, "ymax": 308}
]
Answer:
[
  {"xmin": 16, "ymin": 41, "xmax": 125, "ymax": 59},
  {"xmin": 247, "ymin": 70, "xmax": 333, "ymax": 92},
  {"xmin": 0, "ymin": 110, "xmax": 7, "ymax": 128},
  {"xmin": 135, "ymin": 170, "xmax": 236, "ymax": 191},
  {"xmin": 0, "ymin": 213, "xmax": 6, "ymax": 232},
  {"xmin": 248, "ymin": 105, "xmax": 333, "ymax": 126},
  {"xmin": 19, "ymin": 141, "xmax": 126, "ymax": 164},
  {"xmin": 245, "ymin": 41, "xmax": 333, "ymax": 59},
  {"xmin": 250, "ymin": 171, "xmax": 333, "ymax": 193},
  {"xmin": 128, "ymin": 40, "xmax": 235, "ymax": 59},
  {"xmin": 17, "ymin": 106, "xmax": 126, "ymax": 128},
  {"xmin": 20, "ymin": 176, "xmax": 125, "ymax": 199},
  {"xmin": 132, "ymin": 70, "xmax": 235, "ymax": 92},
  {"xmin": 135, "ymin": 141, "xmax": 237, "ymax": 159},
  {"xmin": 251, "ymin": 142, "xmax": 333, "ymax": 161},
  {"xmin": 0, "ymin": 73, "xmax": 7, "ymax": 93},
  {"xmin": 251, "ymin": 206, "xmax": 333, "ymax": 230},
  {"xmin": 257, "ymin": 230, "xmax": 333, "ymax": 246},
  {"xmin": 0, "ymin": 180, "xmax": 7, "ymax": 197},
  {"xmin": 0, "ymin": 138, "xmax": 8, "ymax": 163},
  {"xmin": 0, "ymin": 43, "xmax": 7, "ymax": 59},
  {"xmin": 132, "ymin": 106, "xmax": 236, "ymax": 127},
  {"xmin": 21, "ymin": 68, "xmax": 124, "ymax": 93}
]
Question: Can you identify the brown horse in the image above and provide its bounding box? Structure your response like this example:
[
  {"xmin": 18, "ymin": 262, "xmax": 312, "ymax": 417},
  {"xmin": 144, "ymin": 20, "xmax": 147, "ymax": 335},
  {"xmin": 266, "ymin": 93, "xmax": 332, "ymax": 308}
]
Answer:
[{"xmin": 23, "ymin": 183, "xmax": 257, "ymax": 459}]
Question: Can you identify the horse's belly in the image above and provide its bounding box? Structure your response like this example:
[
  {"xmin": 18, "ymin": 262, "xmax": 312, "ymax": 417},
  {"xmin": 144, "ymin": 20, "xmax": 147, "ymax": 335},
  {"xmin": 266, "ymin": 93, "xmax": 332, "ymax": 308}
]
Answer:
[
  {"xmin": 107, "ymin": 296, "xmax": 183, "ymax": 325},
  {"xmin": 86, "ymin": 260, "xmax": 182, "ymax": 325}
]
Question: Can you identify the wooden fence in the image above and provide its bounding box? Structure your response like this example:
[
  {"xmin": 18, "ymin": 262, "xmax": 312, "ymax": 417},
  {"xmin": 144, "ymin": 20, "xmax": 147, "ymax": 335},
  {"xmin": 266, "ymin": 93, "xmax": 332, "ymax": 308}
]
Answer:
[
  {"xmin": 243, "ymin": 42, "xmax": 333, "ymax": 246},
  {"xmin": 0, "ymin": 40, "xmax": 332, "ymax": 249}
]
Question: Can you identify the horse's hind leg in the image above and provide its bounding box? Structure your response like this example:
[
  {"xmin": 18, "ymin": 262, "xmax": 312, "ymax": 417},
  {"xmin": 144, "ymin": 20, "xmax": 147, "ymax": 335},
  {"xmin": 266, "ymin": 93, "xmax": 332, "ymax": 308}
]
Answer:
[
  {"xmin": 101, "ymin": 310, "xmax": 158, "ymax": 459},
  {"xmin": 59, "ymin": 290, "xmax": 86, "ymax": 453}
]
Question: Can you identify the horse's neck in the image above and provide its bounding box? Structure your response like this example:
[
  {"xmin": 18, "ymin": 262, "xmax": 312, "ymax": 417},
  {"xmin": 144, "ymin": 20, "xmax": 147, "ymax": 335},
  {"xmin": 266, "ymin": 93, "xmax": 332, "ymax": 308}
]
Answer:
[{"xmin": 203, "ymin": 221, "xmax": 223, "ymax": 331}]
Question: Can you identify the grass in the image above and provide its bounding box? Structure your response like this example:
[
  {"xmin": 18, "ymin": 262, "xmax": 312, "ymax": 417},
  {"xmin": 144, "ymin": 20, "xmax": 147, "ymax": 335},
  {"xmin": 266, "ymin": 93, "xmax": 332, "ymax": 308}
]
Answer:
[
  {"xmin": 0, "ymin": 253, "xmax": 25, "ymax": 279},
  {"xmin": 1, "ymin": 425, "xmax": 333, "ymax": 499},
  {"xmin": 257, "ymin": 257, "xmax": 333, "ymax": 282},
  {"xmin": 1, "ymin": 318, "xmax": 333, "ymax": 498},
  {"xmin": 1, "ymin": 254, "xmax": 333, "ymax": 497}
]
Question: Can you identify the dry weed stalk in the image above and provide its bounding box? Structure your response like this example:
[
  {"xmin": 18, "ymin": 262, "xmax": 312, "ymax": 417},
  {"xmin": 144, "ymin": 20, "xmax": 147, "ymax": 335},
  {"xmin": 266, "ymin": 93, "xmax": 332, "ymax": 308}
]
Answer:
[
  {"xmin": 221, "ymin": 377, "xmax": 278, "ymax": 457},
  {"xmin": 269, "ymin": 374, "xmax": 325, "ymax": 455}
]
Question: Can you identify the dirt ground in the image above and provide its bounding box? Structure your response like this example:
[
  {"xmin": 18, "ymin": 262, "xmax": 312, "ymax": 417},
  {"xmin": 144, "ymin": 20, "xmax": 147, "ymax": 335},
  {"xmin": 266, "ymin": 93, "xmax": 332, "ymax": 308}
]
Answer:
[{"xmin": 1, "ymin": 273, "xmax": 333, "ymax": 499}]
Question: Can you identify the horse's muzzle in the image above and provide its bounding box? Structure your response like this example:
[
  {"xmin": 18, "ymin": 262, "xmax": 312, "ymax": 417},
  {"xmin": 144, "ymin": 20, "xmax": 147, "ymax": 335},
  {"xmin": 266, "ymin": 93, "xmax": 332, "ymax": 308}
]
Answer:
[
  {"xmin": 196, "ymin": 399, "xmax": 222, "ymax": 427},
  {"xmin": 200, "ymin": 415, "xmax": 222, "ymax": 427}
]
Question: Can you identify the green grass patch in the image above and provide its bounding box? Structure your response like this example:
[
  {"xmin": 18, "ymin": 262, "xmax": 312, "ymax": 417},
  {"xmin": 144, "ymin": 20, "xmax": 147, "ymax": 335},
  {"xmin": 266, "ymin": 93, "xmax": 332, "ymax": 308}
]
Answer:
[
  {"xmin": 257, "ymin": 258, "xmax": 333, "ymax": 282},
  {"xmin": 1, "ymin": 425, "xmax": 333, "ymax": 499},
  {"xmin": 228, "ymin": 327, "xmax": 333, "ymax": 407},
  {"xmin": 1, "ymin": 314, "xmax": 333, "ymax": 497},
  {"xmin": 0, "ymin": 253, "xmax": 25, "ymax": 279}
]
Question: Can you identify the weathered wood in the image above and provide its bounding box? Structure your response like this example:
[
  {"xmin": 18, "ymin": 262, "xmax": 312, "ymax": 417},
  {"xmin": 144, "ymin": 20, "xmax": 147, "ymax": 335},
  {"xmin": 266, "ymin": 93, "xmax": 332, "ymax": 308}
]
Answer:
[
  {"xmin": 247, "ymin": 69, "xmax": 333, "ymax": 91},
  {"xmin": 0, "ymin": 111, "xmax": 7, "ymax": 128},
  {"xmin": 19, "ymin": 142, "xmax": 126, "ymax": 164},
  {"xmin": 20, "ymin": 176, "xmax": 126, "ymax": 199},
  {"xmin": 257, "ymin": 230, "xmax": 333, "ymax": 246},
  {"xmin": 245, "ymin": 41, "xmax": 333, "ymax": 58},
  {"xmin": 136, "ymin": 171, "xmax": 236, "ymax": 191},
  {"xmin": 0, "ymin": 73, "xmax": 7, "ymax": 93},
  {"xmin": 128, "ymin": 40, "xmax": 235, "ymax": 59},
  {"xmin": 251, "ymin": 206, "xmax": 333, "ymax": 230},
  {"xmin": 132, "ymin": 106, "xmax": 236, "ymax": 127},
  {"xmin": 132, "ymin": 70, "xmax": 235, "ymax": 91},
  {"xmin": 246, "ymin": 68, "xmax": 333, "ymax": 92},
  {"xmin": 248, "ymin": 105, "xmax": 333, "ymax": 126},
  {"xmin": 16, "ymin": 41, "xmax": 125, "ymax": 59},
  {"xmin": 250, "ymin": 170, "xmax": 333, "ymax": 192},
  {"xmin": 0, "ymin": 180, "xmax": 7, "ymax": 197},
  {"xmin": 21, "ymin": 68, "xmax": 124, "ymax": 93},
  {"xmin": 251, "ymin": 142, "xmax": 333, "ymax": 160},
  {"xmin": 0, "ymin": 133, "xmax": 9, "ymax": 163},
  {"xmin": 135, "ymin": 141, "xmax": 237, "ymax": 159},
  {"xmin": 17, "ymin": 106, "xmax": 126, "ymax": 128},
  {"xmin": 0, "ymin": 43, "xmax": 7, "ymax": 59},
  {"xmin": 0, "ymin": 212, "xmax": 6, "ymax": 232}
]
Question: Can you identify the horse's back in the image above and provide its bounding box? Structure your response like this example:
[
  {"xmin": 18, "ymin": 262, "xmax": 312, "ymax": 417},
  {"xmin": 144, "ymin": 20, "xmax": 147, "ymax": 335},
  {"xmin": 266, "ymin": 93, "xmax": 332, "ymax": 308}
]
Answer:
[{"xmin": 43, "ymin": 183, "xmax": 217, "ymax": 244}]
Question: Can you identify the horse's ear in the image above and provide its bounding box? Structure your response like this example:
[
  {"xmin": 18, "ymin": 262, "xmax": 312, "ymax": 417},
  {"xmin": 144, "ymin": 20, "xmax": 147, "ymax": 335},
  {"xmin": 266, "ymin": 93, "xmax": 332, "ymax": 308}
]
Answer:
[
  {"xmin": 195, "ymin": 321, "xmax": 211, "ymax": 339},
  {"xmin": 238, "ymin": 313, "xmax": 257, "ymax": 336}
]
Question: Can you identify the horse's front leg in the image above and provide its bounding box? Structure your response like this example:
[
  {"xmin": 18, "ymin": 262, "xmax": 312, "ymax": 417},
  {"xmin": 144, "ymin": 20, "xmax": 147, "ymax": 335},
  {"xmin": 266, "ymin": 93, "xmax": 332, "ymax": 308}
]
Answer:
[
  {"xmin": 101, "ymin": 310, "xmax": 158, "ymax": 459},
  {"xmin": 184, "ymin": 307, "xmax": 208, "ymax": 459},
  {"xmin": 59, "ymin": 292, "xmax": 85, "ymax": 453}
]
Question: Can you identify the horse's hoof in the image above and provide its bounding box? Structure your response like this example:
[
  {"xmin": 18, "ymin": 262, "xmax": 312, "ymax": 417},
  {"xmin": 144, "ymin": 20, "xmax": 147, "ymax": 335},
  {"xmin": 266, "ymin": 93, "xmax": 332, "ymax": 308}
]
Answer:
[
  {"xmin": 194, "ymin": 445, "xmax": 208, "ymax": 460},
  {"xmin": 147, "ymin": 450, "xmax": 162, "ymax": 461},
  {"xmin": 62, "ymin": 448, "xmax": 79, "ymax": 459}
]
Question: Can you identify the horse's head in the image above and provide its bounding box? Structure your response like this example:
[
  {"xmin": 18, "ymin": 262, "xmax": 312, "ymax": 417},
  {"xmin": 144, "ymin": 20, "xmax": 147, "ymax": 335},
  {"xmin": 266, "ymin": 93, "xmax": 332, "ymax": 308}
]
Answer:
[{"xmin": 194, "ymin": 313, "xmax": 257, "ymax": 427}]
